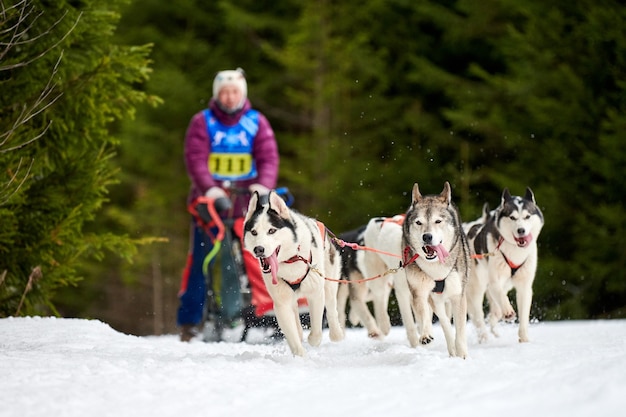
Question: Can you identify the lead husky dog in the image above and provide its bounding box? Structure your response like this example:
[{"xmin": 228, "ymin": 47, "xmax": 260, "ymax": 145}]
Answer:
[
  {"xmin": 243, "ymin": 191, "xmax": 344, "ymax": 356},
  {"xmin": 400, "ymin": 182, "xmax": 471, "ymax": 358},
  {"xmin": 464, "ymin": 188, "xmax": 544, "ymax": 343}
]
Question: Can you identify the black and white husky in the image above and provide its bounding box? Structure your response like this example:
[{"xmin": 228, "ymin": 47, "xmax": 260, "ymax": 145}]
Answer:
[
  {"xmin": 243, "ymin": 191, "xmax": 344, "ymax": 356},
  {"xmin": 464, "ymin": 188, "xmax": 544, "ymax": 343}
]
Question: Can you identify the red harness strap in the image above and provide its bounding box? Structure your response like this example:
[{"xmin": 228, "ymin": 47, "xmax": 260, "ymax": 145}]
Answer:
[
  {"xmin": 283, "ymin": 251, "xmax": 312, "ymax": 290},
  {"xmin": 403, "ymin": 246, "xmax": 420, "ymax": 266},
  {"xmin": 383, "ymin": 214, "xmax": 406, "ymax": 226},
  {"xmin": 316, "ymin": 221, "xmax": 326, "ymax": 247},
  {"xmin": 497, "ymin": 237, "xmax": 524, "ymax": 274},
  {"xmin": 402, "ymin": 247, "xmax": 446, "ymax": 294},
  {"xmin": 281, "ymin": 221, "xmax": 327, "ymax": 290}
]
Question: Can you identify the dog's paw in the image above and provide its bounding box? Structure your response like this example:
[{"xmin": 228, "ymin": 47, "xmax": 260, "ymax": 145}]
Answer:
[
  {"xmin": 420, "ymin": 335, "xmax": 434, "ymax": 345},
  {"xmin": 329, "ymin": 327, "xmax": 345, "ymax": 342},
  {"xmin": 292, "ymin": 346, "xmax": 307, "ymax": 357},
  {"xmin": 477, "ymin": 331, "xmax": 489, "ymax": 344},
  {"xmin": 490, "ymin": 326, "xmax": 501, "ymax": 338},
  {"xmin": 307, "ymin": 331, "xmax": 322, "ymax": 347},
  {"xmin": 518, "ymin": 332, "xmax": 529, "ymax": 343},
  {"xmin": 503, "ymin": 311, "xmax": 517, "ymax": 322}
]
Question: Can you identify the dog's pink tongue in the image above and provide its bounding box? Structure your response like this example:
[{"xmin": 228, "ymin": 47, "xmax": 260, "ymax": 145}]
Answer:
[
  {"xmin": 435, "ymin": 244, "xmax": 449, "ymax": 264},
  {"xmin": 267, "ymin": 252, "xmax": 279, "ymax": 285},
  {"xmin": 516, "ymin": 233, "xmax": 533, "ymax": 247}
]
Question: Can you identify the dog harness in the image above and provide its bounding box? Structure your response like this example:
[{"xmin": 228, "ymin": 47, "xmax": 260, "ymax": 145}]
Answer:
[
  {"xmin": 282, "ymin": 251, "xmax": 312, "ymax": 291},
  {"xmin": 496, "ymin": 237, "xmax": 525, "ymax": 276},
  {"xmin": 501, "ymin": 253, "xmax": 522, "ymax": 276},
  {"xmin": 281, "ymin": 221, "xmax": 327, "ymax": 291},
  {"xmin": 383, "ymin": 214, "xmax": 405, "ymax": 226},
  {"xmin": 204, "ymin": 109, "xmax": 259, "ymax": 181},
  {"xmin": 474, "ymin": 236, "xmax": 527, "ymax": 277},
  {"xmin": 402, "ymin": 247, "xmax": 447, "ymax": 294}
]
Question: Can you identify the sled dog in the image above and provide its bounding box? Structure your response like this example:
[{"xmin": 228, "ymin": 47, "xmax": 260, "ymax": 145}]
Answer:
[
  {"xmin": 335, "ymin": 226, "xmax": 372, "ymax": 331},
  {"xmin": 464, "ymin": 187, "xmax": 544, "ymax": 343},
  {"xmin": 243, "ymin": 191, "xmax": 344, "ymax": 356},
  {"xmin": 400, "ymin": 182, "xmax": 471, "ymax": 358},
  {"xmin": 337, "ymin": 220, "xmax": 398, "ymax": 338}
]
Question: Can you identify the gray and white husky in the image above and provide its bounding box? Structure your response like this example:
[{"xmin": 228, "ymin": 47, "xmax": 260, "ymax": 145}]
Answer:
[
  {"xmin": 400, "ymin": 182, "xmax": 471, "ymax": 358},
  {"xmin": 243, "ymin": 191, "xmax": 344, "ymax": 356},
  {"xmin": 464, "ymin": 187, "xmax": 544, "ymax": 343}
]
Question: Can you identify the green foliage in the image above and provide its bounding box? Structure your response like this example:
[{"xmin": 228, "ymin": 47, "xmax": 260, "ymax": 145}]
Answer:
[
  {"xmin": 440, "ymin": 0, "xmax": 626, "ymax": 318},
  {"xmin": 0, "ymin": 0, "xmax": 159, "ymax": 316},
  {"xmin": 47, "ymin": 0, "xmax": 626, "ymax": 333}
]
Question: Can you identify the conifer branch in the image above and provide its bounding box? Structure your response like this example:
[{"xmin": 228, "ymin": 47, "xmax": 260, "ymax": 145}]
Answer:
[
  {"xmin": 0, "ymin": 157, "xmax": 34, "ymax": 205},
  {"xmin": 0, "ymin": 1, "xmax": 80, "ymax": 71},
  {"xmin": 14, "ymin": 266, "xmax": 42, "ymax": 316}
]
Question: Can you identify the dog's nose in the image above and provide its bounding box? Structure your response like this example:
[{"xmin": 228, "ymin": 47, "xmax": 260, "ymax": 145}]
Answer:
[
  {"xmin": 422, "ymin": 233, "xmax": 433, "ymax": 244},
  {"xmin": 517, "ymin": 227, "xmax": 525, "ymax": 235},
  {"xmin": 253, "ymin": 246, "xmax": 265, "ymax": 257}
]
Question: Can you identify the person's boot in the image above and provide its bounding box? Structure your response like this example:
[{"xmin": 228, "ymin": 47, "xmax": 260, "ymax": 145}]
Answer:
[{"xmin": 179, "ymin": 324, "xmax": 198, "ymax": 342}]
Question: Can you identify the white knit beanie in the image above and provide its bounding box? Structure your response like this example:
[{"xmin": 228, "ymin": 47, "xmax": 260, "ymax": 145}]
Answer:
[{"xmin": 212, "ymin": 68, "xmax": 248, "ymax": 101}]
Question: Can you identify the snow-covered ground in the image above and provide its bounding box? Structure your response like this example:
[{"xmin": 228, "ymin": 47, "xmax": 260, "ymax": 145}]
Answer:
[{"xmin": 2, "ymin": 316, "xmax": 625, "ymax": 417}]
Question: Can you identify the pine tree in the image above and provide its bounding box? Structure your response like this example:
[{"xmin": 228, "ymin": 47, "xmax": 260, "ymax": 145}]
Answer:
[
  {"xmin": 443, "ymin": 0, "xmax": 626, "ymax": 318},
  {"xmin": 0, "ymin": 0, "xmax": 159, "ymax": 316}
]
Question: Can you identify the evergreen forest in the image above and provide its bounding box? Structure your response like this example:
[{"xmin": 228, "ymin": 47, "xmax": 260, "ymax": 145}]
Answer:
[{"xmin": 1, "ymin": 0, "xmax": 625, "ymax": 335}]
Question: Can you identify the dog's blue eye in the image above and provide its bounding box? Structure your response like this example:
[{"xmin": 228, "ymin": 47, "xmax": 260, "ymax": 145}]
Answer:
[
  {"xmin": 251, "ymin": 230, "xmax": 257, "ymax": 236},
  {"xmin": 268, "ymin": 228, "xmax": 276, "ymax": 235}
]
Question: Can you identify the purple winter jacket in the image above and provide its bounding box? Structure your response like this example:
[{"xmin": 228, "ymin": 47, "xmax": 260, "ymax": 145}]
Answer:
[{"xmin": 184, "ymin": 98, "xmax": 279, "ymax": 217}]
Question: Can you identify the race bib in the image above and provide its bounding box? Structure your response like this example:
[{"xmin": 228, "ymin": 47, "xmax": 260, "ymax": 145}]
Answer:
[{"xmin": 209, "ymin": 152, "xmax": 254, "ymax": 178}]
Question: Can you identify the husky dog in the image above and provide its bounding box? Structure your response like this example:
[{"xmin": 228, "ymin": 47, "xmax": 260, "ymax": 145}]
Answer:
[
  {"xmin": 243, "ymin": 191, "xmax": 344, "ymax": 356},
  {"xmin": 339, "ymin": 219, "xmax": 400, "ymax": 338},
  {"xmin": 363, "ymin": 214, "xmax": 422, "ymax": 347},
  {"xmin": 400, "ymin": 182, "xmax": 471, "ymax": 358},
  {"xmin": 335, "ymin": 226, "xmax": 370, "ymax": 330},
  {"xmin": 465, "ymin": 188, "xmax": 544, "ymax": 343}
]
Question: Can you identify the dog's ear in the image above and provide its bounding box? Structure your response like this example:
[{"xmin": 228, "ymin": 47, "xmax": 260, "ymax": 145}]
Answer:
[
  {"xmin": 269, "ymin": 190, "xmax": 290, "ymax": 218},
  {"xmin": 244, "ymin": 191, "xmax": 260, "ymax": 222},
  {"xmin": 482, "ymin": 202, "xmax": 491, "ymax": 220},
  {"xmin": 440, "ymin": 181, "xmax": 451, "ymax": 206},
  {"xmin": 411, "ymin": 183, "xmax": 422, "ymax": 204},
  {"xmin": 501, "ymin": 188, "xmax": 512, "ymax": 203},
  {"xmin": 524, "ymin": 187, "xmax": 535, "ymax": 203}
]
